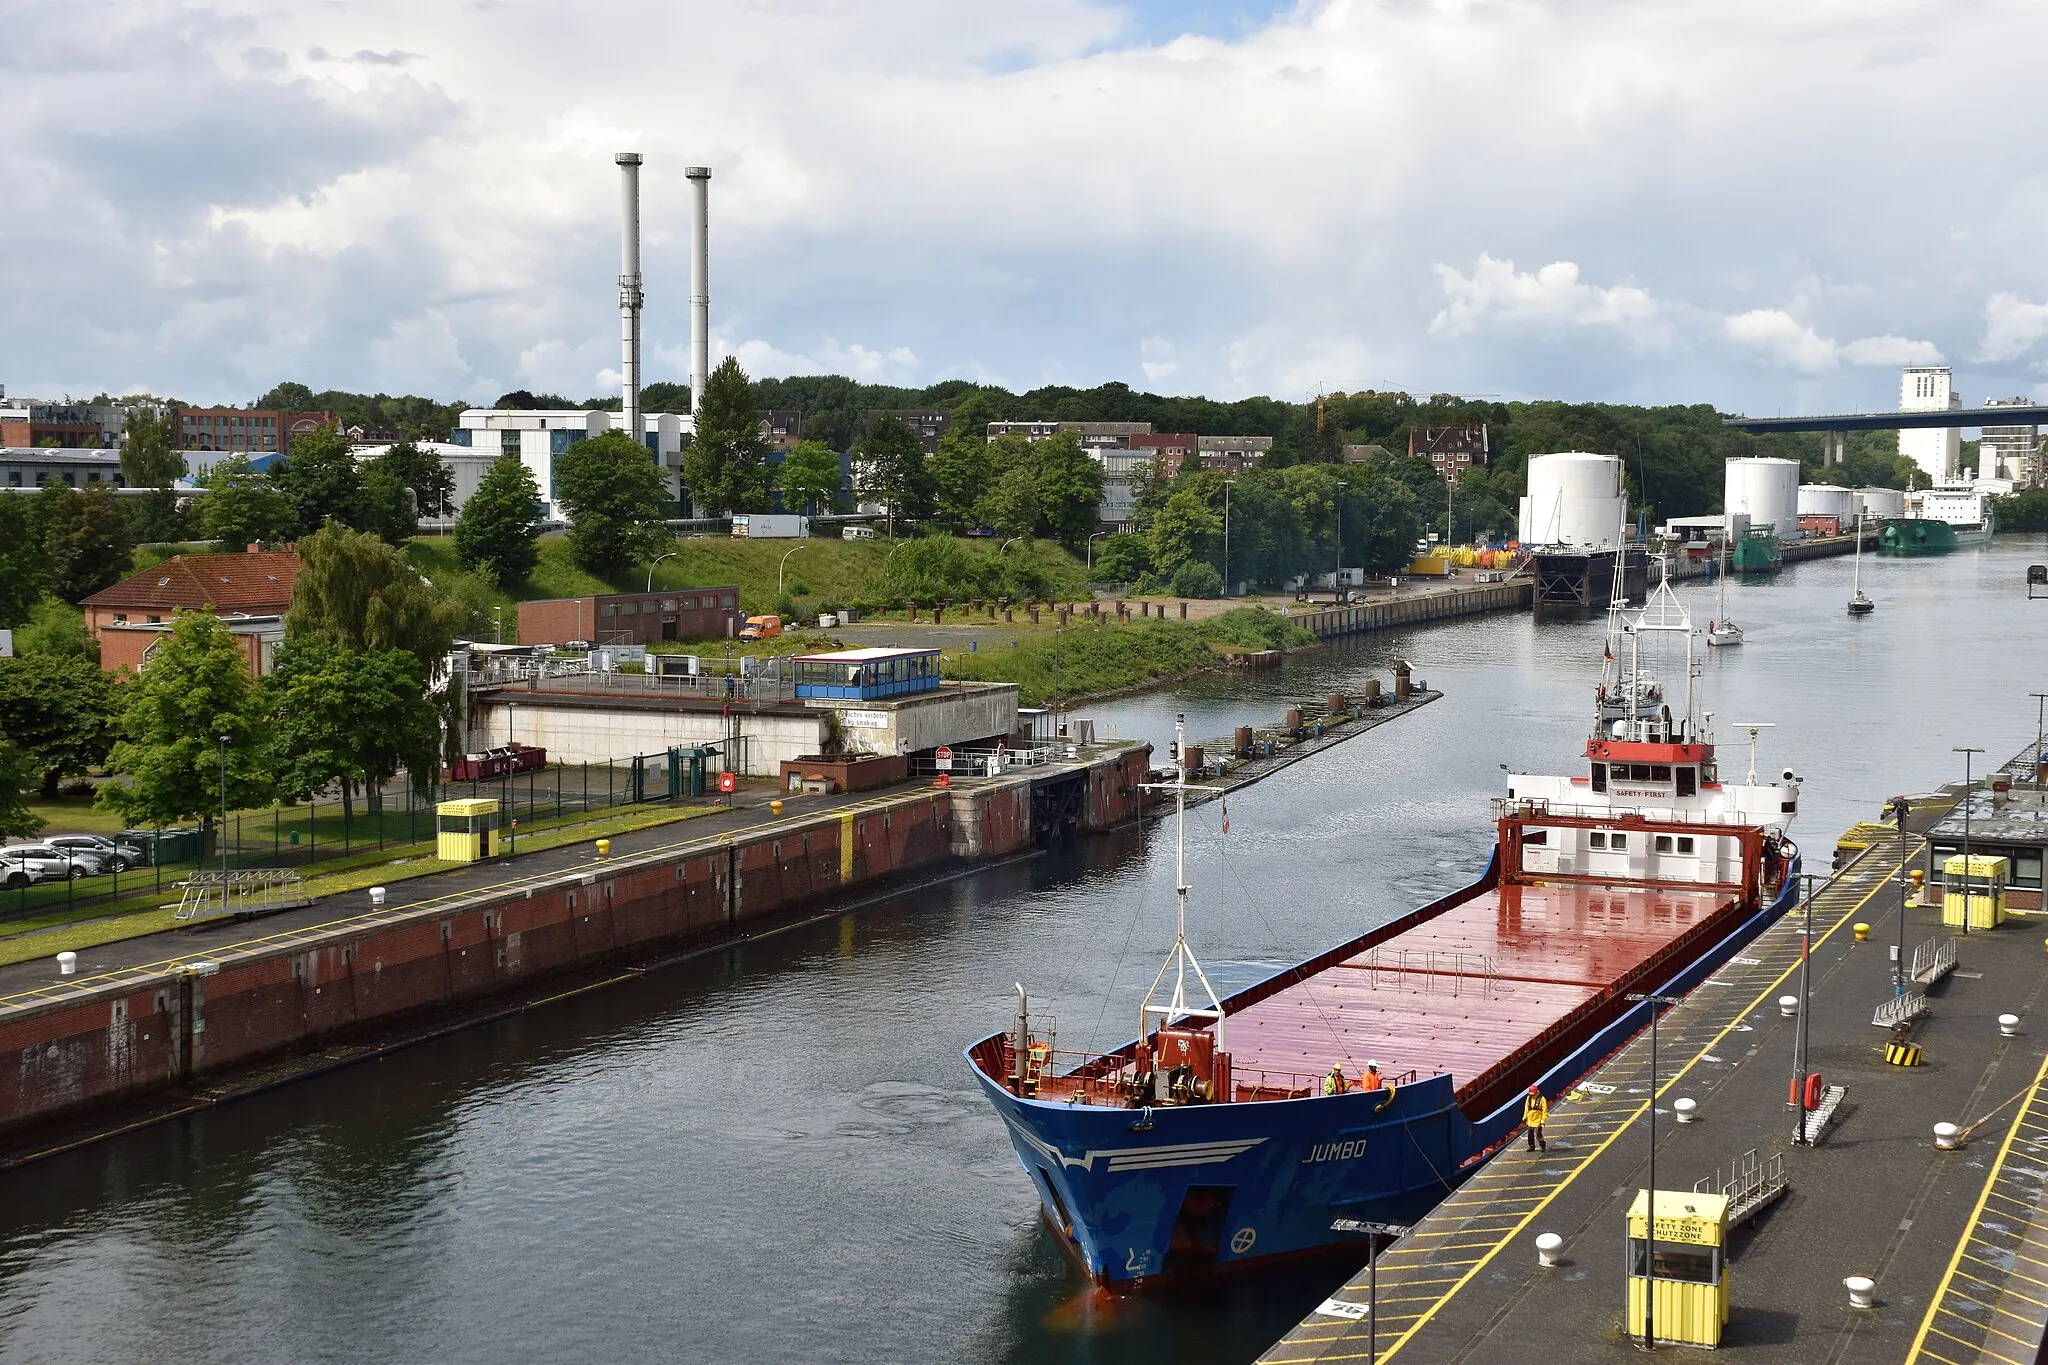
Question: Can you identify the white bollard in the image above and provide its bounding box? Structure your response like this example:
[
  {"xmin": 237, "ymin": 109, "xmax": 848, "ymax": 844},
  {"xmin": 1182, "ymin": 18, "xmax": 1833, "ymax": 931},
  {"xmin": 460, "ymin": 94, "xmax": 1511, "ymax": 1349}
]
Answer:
[
  {"xmin": 1674, "ymin": 1097, "xmax": 1698, "ymax": 1125},
  {"xmin": 1779, "ymin": 994, "xmax": 1800, "ymax": 1018},
  {"xmin": 369, "ymin": 886, "xmax": 387, "ymax": 907},
  {"xmin": 56, "ymin": 951, "xmax": 76, "ymax": 977},
  {"xmin": 1844, "ymin": 1275, "xmax": 1876, "ymax": 1308},
  {"xmin": 1934, "ymin": 1122, "xmax": 1960, "ymax": 1150},
  {"xmin": 1536, "ymin": 1232, "xmax": 1563, "ymax": 1267},
  {"xmin": 2000, "ymin": 1014, "xmax": 2020, "ymax": 1037}
]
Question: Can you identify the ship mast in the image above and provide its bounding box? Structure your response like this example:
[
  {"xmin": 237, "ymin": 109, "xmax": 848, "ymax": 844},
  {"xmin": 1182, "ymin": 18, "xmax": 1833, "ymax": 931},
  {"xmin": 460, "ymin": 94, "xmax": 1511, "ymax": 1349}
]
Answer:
[{"xmin": 1138, "ymin": 714, "xmax": 1227, "ymax": 1051}]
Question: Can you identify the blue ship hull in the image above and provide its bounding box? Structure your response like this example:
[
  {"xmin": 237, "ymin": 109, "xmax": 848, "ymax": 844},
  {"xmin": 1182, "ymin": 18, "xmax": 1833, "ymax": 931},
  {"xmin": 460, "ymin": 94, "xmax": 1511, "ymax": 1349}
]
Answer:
[{"xmin": 968, "ymin": 854, "xmax": 1800, "ymax": 1285}]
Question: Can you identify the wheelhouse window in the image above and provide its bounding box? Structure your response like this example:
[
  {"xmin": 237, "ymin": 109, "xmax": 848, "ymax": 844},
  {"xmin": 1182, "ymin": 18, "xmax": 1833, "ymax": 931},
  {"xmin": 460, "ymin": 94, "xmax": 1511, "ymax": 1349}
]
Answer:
[
  {"xmin": 1590, "ymin": 762, "xmax": 1607, "ymax": 793},
  {"xmin": 1590, "ymin": 831, "xmax": 1608, "ymax": 849},
  {"xmin": 1611, "ymin": 833, "xmax": 1628, "ymax": 850},
  {"xmin": 1678, "ymin": 836, "xmax": 1695, "ymax": 854},
  {"xmin": 1655, "ymin": 835, "xmax": 1673, "ymax": 853},
  {"xmin": 1677, "ymin": 767, "xmax": 1697, "ymax": 798},
  {"xmin": 1651, "ymin": 765, "xmax": 1671, "ymax": 781}
]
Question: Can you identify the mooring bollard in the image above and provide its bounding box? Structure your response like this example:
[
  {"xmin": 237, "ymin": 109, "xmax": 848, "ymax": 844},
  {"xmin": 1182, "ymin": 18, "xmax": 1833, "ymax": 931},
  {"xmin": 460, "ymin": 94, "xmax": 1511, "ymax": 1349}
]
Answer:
[
  {"xmin": 1780, "ymin": 994, "xmax": 1800, "ymax": 1018},
  {"xmin": 369, "ymin": 886, "xmax": 387, "ymax": 907},
  {"xmin": 2001, "ymin": 1013, "xmax": 2020, "ymax": 1037},
  {"xmin": 1674, "ymin": 1097, "xmax": 1698, "ymax": 1124},
  {"xmin": 1536, "ymin": 1233, "xmax": 1563, "ymax": 1267},
  {"xmin": 596, "ymin": 838, "xmax": 612, "ymax": 859},
  {"xmin": 1854, "ymin": 922, "xmax": 1870, "ymax": 942},
  {"xmin": 1844, "ymin": 1276, "xmax": 1876, "ymax": 1308},
  {"xmin": 56, "ymin": 951, "xmax": 76, "ymax": 977},
  {"xmin": 770, "ymin": 799, "xmax": 784, "ymax": 816},
  {"xmin": 1934, "ymin": 1122, "xmax": 1960, "ymax": 1150}
]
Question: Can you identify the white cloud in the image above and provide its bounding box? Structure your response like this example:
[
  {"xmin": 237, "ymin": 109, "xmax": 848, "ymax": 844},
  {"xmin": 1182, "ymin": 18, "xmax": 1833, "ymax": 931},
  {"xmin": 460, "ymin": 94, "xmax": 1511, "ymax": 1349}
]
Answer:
[
  {"xmin": 1978, "ymin": 293, "xmax": 2048, "ymax": 362},
  {"xmin": 1429, "ymin": 256, "xmax": 1663, "ymax": 342},
  {"xmin": 1723, "ymin": 309, "xmax": 1945, "ymax": 373},
  {"xmin": 712, "ymin": 335, "xmax": 920, "ymax": 385},
  {"xmin": 1140, "ymin": 336, "xmax": 1177, "ymax": 382}
]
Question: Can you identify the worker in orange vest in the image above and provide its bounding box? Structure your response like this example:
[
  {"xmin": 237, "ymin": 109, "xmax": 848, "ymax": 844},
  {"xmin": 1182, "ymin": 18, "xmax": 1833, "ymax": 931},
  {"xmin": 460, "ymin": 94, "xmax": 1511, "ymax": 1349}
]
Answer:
[
  {"xmin": 1523, "ymin": 1085, "xmax": 1549, "ymax": 1151},
  {"xmin": 1360, "ymin": 1061, "xmax": 1384, "ymax": 1092}
]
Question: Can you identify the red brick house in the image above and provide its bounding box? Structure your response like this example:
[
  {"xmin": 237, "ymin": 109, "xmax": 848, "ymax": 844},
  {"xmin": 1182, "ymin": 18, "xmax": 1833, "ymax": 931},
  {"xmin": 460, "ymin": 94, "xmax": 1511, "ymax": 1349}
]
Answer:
[{"xmin": 82, "ymin": 548, "xmax": 301, "ymax": 676}]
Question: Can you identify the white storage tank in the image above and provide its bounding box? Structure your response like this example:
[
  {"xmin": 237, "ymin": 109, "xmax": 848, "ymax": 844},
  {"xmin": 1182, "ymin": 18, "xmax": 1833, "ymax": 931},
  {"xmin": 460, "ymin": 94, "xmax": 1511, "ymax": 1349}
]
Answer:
[
  {"xmin": 1726, "ymin": 458, "xmax": 1801, "ymax": 542},
  {"xmin": 1853, "ymin": 486, "xmax": 1905, "ymax": 520},
  {"xmin": 1518, "ymin": 452, "xmax": 1626, "ymax": 547},
  {"xmin": 1797, "ymin": 484, "xmax": 1855, "ymax": 523}
]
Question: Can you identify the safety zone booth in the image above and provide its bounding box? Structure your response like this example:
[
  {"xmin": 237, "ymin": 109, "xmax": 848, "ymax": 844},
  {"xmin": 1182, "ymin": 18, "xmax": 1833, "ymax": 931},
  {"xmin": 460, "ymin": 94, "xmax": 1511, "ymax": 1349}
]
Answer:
[
  {"xmin": 1626, "ymin": 1189, "xmax": 1730, "ymax": 1347},
  {"xmin": 436, "ymin": 798, "xmax": 501, "ymax": 863}
]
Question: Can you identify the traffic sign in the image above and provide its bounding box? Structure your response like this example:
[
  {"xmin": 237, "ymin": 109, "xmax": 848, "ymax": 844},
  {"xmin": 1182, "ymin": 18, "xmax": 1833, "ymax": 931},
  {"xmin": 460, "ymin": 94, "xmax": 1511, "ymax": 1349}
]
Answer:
[{"xmin": 936, "ymin": 746, "xmax": 954, "ymax": 771}]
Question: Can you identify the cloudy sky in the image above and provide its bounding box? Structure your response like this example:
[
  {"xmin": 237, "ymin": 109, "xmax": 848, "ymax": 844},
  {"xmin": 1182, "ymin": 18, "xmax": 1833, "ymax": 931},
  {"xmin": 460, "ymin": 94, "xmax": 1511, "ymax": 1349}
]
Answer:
[{"xmin": 7, "ymin": 0, "xmax": 2048, "ymax": 414}]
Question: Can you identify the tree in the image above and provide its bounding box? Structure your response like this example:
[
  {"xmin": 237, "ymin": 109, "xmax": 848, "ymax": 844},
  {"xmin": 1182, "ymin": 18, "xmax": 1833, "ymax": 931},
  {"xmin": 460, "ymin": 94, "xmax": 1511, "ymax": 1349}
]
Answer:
[
  {"xmin": 1092, "ymin": 532, "xmax": 1152, "ymax": 583},
  {"xmin": 0, "ymin": 497, "xmax": 47, "ymax": 627},
  {"xmin": 198, "ymin": 454, "xmax": 298, "ymax": 548},
  {"xmin": 685, "ymin": 356, "xmax": 774, "ymax": 514},
  {"xmin": 0, "ymin": 741, "xmax": 40, "ymax": 841},
  {"xmin": 1149, "ymin": 489, "xmax": 1222, "ymax": 579},
  {"xmin": 12, "ymin": 597, "xmax": 92, "ymax": 662},
  {"xmin": 41, "ymin": 483, "xmax": 133, "ymax": 602},
  {"xmin": 1027, "ymin": 430, "xmax": 1105, "ymax": 548},
  {"xmin": 856, "ymin": 414, "xmax": 932, "ymax": 523},
  {"xmin": 455, "ymin": 456, "xmax": 542, "ymax": 585},
  {"xmin": 776, "ymin": 440, "xmax": 843, "ymax": 515},
  {"xmin": 96, "ymin": 611, "xmax": 273, "ymax": 831},
  {"xmin": 286, "ymin": 522, "xmax": 461, "ymax": 672},
  {"xmin": 1339, "ymin": 461, "xmax": 1424, "ymax": 574},
  {"xmin": 119, "ymin": 406, "xmax": 185, "ymax": 490},
  {"xmin": 270, "ymin": 424, "xmax": 362, "ymax": 532},
  {"xmin": 927, "ymin": 426, "xmax": 993, "ymax": 527},
  {"xmin": 367, "ymin": 440, "xmax": 456, "ymax": 520},
  {"xmin": 257, "ymin": 381, "xmax": 317, "ymax": 412},
  {"xmin": 554, "ymin": 429, "xmax": 674, "ymax": 577},
  {"xmin": 986, "ymin": 465, "xmax": 1041, "ymax": 540},
  {"xmin": 0, "ymin": 655, "xmax": 117, "ymax": 797},
  {"xmin": 267, "ymin": 639, "xmax": 441, "ymax": 820},
  {"xmin": 356, "ymin": 460, "xmax": 418, "ymax": 545},
  {"xmin": 1170, "ymin": 560, "xmax": 1223, "ymax": 598}
]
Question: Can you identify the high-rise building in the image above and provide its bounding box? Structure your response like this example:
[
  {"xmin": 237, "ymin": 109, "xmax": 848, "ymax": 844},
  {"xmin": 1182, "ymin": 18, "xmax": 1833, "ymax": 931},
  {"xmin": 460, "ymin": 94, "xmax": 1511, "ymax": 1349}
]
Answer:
[
  {"xmin": 1899, "ymin": 367, "xmax": 1961, "ymax": 483},
  {"xmin": 1978, "ymin": 396, "xmax": 2037, "ymax": 488}
]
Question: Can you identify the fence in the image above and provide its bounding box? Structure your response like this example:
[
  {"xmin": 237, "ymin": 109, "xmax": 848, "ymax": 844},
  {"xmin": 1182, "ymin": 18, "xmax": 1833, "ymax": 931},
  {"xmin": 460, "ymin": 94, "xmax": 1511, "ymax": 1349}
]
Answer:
[{"xmin": 0, "ymin": 746, "xmax": 748, "ymax": 924}]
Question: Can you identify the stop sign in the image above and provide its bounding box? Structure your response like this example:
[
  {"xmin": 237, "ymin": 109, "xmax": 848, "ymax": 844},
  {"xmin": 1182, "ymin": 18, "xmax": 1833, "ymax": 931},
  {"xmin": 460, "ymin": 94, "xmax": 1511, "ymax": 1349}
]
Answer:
[{"xmin": 935, "ymin": 746, "xmax": 954, "ymax": 771}]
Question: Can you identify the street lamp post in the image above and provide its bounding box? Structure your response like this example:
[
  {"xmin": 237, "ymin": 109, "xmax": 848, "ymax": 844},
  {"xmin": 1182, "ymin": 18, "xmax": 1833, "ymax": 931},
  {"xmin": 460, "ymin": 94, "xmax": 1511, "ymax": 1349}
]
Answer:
[
  {"xmin": 1626, "ymin": 991, "xmax": 1681, "ymax": 1350},
  {"xmin": 217, "ymin": 735, "xmax": 230, "ymax": 881},
  {"xmin": 778, "ymin": 544, "xmax": 809, "ymax": 594},
  {"xmin": 1890, "ymin": 796, "xmax": 1911, "ymax": 997},
  {"xmin": 999, "ymin": 537, "xmax": 1021, "ymax": 555},
  {"xmin": 1087, "ymin": 531, "xmax": 1107, "ymax": 571},
  {"xmin": 2032, "ymin": 694, "xmax": 2048, "ymax": 789},
  {"xmin": 1955, "ymin": 747, "xmax": 1984, "ymax": 935},
  {"xmin": 648, "ymin": 551, "xmax": 677, "ymax": 592},
  {"xmin": 1222, "ymin": 476, "xmax": 1236, "ymax": 598}
]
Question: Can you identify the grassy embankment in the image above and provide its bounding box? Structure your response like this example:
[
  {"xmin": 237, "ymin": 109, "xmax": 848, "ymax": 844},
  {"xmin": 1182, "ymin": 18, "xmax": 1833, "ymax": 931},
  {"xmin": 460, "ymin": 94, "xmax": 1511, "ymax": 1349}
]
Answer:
[{"xmin": 945, "ymin": 608, "xmax": 1313, "ymax": 705}]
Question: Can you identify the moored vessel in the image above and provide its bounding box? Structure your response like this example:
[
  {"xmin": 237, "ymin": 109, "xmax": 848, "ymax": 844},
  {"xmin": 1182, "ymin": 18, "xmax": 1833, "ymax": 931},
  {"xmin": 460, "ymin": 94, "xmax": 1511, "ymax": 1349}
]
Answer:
[
  {"xmin": 1728, "ymin": 525, "xmax": 1782, "ymax": 575},
  {"xmin": 1879, "ymin": 483, "xmax": 1994, "ymax": 556},
  {"xmin": 967, "ymin": 569, "xmax": 1802, "ymax": 1286}
]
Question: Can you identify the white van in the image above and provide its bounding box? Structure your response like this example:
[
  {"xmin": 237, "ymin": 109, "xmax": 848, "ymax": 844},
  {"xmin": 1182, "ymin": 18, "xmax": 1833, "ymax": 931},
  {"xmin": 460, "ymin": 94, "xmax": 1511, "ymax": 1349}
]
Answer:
[{"xmin": 842, "ymin": 525, "xmax": 876, "ymax": 540}]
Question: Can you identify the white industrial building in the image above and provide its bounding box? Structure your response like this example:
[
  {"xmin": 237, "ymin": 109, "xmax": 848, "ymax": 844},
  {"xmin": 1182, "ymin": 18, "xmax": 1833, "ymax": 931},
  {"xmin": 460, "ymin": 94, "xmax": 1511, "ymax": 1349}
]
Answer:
[
  {"xmin": 1978, "ymin": 396, "xmax": 2037, "ymax": 489},
  {"xmin": 1725, "ymin": 457, "xmax": 1801, "ymax": 541},
  {"xmin": 1900, "ymin": 367, "xmax": 1963, "ymax": 484},
  {"xmin": 450, "ymin": 410, "xmax": 690, "ymax": 523},
  {"xmin": 1517, "ymin": 452, "xmax": 1627, "ymax": 547}
]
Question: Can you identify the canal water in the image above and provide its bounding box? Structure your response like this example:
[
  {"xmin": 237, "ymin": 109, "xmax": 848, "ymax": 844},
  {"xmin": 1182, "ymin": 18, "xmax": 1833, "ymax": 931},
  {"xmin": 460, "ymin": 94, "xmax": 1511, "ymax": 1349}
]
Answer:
[{"xmin": 2, "ymin": 538, "xmax": 2043, "ymax": 1364}]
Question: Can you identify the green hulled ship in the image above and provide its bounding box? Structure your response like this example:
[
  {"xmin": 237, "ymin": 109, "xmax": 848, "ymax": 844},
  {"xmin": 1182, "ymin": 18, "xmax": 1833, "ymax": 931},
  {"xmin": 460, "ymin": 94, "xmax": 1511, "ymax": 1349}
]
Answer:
[
  {"xmin": 1729, "ymin": 525, "xmax": 1782, "ymax": 574},
  {"xmin": 1877, "ymin": 517, "xmax": 1958, "ymax": 556}
]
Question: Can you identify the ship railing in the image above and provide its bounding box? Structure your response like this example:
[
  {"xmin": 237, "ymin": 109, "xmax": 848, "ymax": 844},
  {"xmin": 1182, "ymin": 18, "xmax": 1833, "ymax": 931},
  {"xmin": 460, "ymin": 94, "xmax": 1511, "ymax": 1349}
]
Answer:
[
  {"xmin": 1493, "ymin": 797, "xmax": 1763, "ymax": 829},
  {"xmin": 1035, "ymin": 1048, "xmax": 1423, "ymax": 1106}
]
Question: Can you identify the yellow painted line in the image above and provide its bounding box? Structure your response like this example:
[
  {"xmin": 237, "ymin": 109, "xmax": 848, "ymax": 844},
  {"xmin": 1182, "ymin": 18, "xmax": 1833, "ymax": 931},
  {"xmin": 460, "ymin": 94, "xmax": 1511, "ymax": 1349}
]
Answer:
[
  {"xmin": 1905, "ymin": 1047, "xmax": 2048, "ymax": 1365},
  {"xmin": 1958, "ymin": 1262, "xmax": 2048, "ymax": 1302},
  {"xmin": 1912, "ymin": 1350, "xmax": 1966, "ymax": 1365},
  {"xmin": 1963, "ymin": 1255, "xmax": 2048, "ymax": 1292},
  {"xmin": 1350, "ymin": 858, "xmax": 1905, "ymax": 1364}
]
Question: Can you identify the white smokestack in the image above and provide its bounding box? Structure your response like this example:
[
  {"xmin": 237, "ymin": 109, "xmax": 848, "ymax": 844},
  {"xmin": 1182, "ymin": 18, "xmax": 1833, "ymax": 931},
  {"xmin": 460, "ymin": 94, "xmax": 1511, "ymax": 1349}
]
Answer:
[
  {"xmin": 616, "ymin": 152, "xmax": 644, "ymax": 442},
  {"xmin": 686, "ymin": 165, "xmax": 711, "ymax": 415}
]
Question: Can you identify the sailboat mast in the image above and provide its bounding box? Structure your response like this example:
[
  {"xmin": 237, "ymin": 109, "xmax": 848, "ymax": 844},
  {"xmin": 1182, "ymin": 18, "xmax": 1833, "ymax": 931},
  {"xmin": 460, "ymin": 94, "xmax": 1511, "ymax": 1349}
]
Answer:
[{"xmin": 1174, "ymin": 714, "xmax": 1188, "ymax": 1013}]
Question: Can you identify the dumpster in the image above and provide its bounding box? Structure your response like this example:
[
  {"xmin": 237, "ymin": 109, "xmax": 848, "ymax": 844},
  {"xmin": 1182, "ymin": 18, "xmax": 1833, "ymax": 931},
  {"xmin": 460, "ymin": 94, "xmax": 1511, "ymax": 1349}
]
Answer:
[
  {"xmin": 1626, "ymin": 1189, "xmax": 1730, "ymax": 1347},
  {"xmin": 121, "ymin": 828, "xmax": 205, "ymax": 866},
  {"xmin": 1943, "ymin": 854, "xmax": 2008, "ymax": 929},
  {"xmin": 436, "ymin": 798, "xmax": 500, "ymax": 863}
]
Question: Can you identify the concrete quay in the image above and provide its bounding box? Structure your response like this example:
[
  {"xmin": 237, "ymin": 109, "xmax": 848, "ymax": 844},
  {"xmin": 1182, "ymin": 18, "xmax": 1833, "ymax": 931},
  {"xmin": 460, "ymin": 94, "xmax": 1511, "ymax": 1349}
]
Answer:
[{"xmin": 1262, "ymin": 789, "xmax": 2048, "ymax": 1365}]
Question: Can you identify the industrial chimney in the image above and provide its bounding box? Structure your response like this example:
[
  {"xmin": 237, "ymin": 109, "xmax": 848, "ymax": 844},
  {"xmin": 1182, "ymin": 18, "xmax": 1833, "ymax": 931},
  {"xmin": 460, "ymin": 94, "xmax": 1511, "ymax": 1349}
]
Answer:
[
  {"xmin": 616, "ymin": 152, "xmax": 644, "ymax": 443},
  {"xmin": 686, "ymin": 165, "xmax": 711, "ymax": 415}
]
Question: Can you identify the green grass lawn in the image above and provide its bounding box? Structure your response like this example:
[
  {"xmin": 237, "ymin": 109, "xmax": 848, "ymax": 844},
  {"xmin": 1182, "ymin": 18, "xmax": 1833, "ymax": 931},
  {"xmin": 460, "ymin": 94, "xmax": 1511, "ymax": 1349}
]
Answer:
[{"xmin": 405, "ymin": 532, "xmax": 1094, "ymax": 635}]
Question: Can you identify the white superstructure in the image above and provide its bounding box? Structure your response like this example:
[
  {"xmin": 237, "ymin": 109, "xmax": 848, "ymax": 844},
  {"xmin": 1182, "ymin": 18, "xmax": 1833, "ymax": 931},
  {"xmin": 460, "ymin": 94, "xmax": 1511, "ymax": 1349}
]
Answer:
[
  {"xmin": 1900, "ymin": 367, "xmax": 1962, "ymax": 484},
  {"xmin": 1725, "ymin": 458, "xmax": 1800, "ymax": 542},
  {"xmin": 1517, "ymin": 452, "xmax": 1627, "ymax": 547}
]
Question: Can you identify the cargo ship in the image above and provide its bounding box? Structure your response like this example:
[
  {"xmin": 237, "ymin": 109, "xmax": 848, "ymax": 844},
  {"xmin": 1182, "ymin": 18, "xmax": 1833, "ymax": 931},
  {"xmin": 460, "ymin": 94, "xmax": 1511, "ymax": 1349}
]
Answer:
[
  {"xmin": 1879, "ymin": 484, "xmax": 1995, "ymax": 556},
  {"xmin": 1727, "ymin": 524, "xmax": 1783, "ymax": 575},
  {"xmin": 966, "ymin": 567, "xmax": 1802, "ymax": 1285}
]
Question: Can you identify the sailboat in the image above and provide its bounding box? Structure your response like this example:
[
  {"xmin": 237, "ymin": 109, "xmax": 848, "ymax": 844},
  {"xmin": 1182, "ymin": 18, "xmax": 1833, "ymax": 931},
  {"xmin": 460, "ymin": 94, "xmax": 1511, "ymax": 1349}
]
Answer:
[
  {"xmin": 1706, "ymin": 535, "xmax": 1744, "ymax": 647},
  {"xmin": 1848, "ymin": 511, "xmax": 1875, "ymax": 615}
]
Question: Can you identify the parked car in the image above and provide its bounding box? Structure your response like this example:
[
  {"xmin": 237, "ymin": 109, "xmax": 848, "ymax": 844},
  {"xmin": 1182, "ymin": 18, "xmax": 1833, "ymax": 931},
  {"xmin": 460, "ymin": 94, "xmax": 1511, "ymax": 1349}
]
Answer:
[
  {"xmin": 43, "ymin": 834, "xmax": 144, "ymax": 872},
  {"xmin": 0, "ymin": 853, "xmax": 46, "ymax": 889},
  {"xmin": 0, "ymin": 845, "xmax": 102, "ymax": 879}
]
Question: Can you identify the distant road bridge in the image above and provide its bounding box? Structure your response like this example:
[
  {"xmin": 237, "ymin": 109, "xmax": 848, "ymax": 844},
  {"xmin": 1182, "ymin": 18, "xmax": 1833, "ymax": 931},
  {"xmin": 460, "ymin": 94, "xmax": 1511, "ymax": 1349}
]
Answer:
[{"xmin": 1723, "ymin": 405, "xmax": 2048, "ymax": 434}]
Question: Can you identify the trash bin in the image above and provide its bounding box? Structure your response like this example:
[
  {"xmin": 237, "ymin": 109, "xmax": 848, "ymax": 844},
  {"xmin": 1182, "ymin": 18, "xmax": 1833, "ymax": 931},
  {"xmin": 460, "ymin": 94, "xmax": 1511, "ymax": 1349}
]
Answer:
[{"xmin": 1626, "ymin": 1190, "xmax": 1730, "ymax": 1347}]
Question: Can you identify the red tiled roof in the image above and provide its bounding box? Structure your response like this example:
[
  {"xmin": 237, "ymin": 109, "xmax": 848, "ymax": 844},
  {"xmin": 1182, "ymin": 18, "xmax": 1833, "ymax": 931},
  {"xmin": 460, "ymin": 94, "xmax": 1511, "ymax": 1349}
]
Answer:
[{"xmin": 82, "ymin": 551, "xmax": 302, "ymax": 614}]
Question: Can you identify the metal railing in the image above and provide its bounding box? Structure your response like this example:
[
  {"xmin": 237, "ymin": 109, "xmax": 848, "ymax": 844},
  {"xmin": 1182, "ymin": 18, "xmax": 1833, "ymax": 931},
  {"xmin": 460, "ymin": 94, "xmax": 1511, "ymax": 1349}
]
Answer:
[
  {"xmin": 1874, "ymin": 990, "xmax": 1929, "ymax": 1029},
  {"xmin": 173, "ymin": 869, "xmax": 311, "ymax": 922},
  {"xmin": 1351, "ymin": 947, "xmax": 1501, "ymax": 995},
  {"xmin": 1695, "ymin": 1148, "xmax": 1788, "ymax": 1228},
  {"xmin": 908, "ymin": 745, "xmax": 1059, "ymax": 779},
  {"xmin": 1018, "ymin": 1046, "xmax": 1427, "ymax": 1107},
  {"xmin": 1911, "ymin": 935, "xmax": 1957, "ymax": 988}
]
